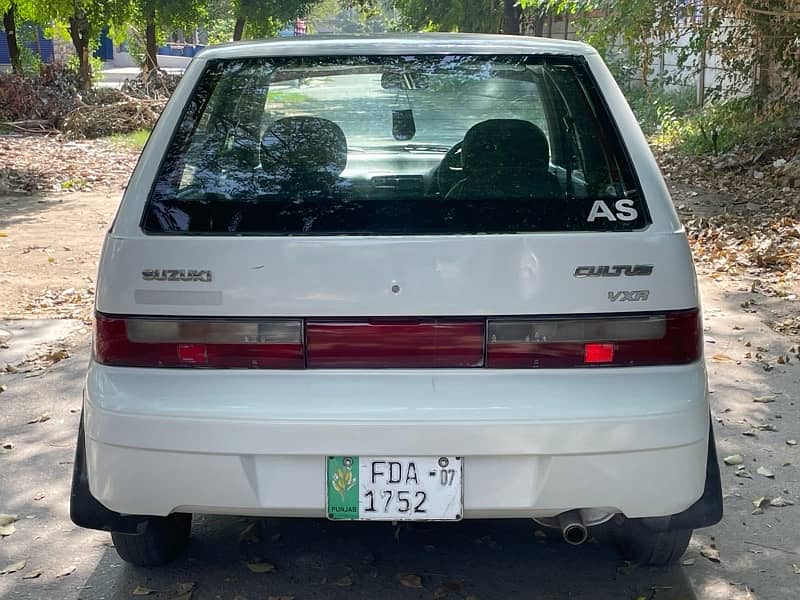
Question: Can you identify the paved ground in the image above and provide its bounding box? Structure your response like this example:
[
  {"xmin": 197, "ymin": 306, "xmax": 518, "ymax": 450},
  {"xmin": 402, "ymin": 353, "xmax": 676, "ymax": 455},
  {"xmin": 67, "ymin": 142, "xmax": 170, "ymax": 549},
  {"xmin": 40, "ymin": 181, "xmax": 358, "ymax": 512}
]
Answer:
[{"xmin": 1, "ymin": 273, "xmax": 799, "ymax": 600}]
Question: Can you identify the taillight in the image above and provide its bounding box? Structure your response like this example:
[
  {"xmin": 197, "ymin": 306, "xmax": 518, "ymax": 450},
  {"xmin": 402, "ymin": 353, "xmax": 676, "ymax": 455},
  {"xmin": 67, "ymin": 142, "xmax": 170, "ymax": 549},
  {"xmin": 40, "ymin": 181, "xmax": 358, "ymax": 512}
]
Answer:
[
  {"xmin": 95, "ymin": 309, "xmax": 700, "ymax": 370},
  {"xmin": 486, "ymin": 309, "xmax": 700, "ymax": 368},
  {"xmin": 94, "ymin": 314, "xmax": 304, "ymax": 368},
  {"xmin": 306, "ymin": 319, "xmax": 484, "ymax": 368}
]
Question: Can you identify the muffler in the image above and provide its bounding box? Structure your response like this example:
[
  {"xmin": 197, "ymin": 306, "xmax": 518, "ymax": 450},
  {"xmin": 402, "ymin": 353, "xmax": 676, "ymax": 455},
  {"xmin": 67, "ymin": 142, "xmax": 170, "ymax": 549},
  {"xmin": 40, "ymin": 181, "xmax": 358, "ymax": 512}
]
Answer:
[{"xmin": 558, "ymin": 510, "xmax": 589, "ymax": 545}]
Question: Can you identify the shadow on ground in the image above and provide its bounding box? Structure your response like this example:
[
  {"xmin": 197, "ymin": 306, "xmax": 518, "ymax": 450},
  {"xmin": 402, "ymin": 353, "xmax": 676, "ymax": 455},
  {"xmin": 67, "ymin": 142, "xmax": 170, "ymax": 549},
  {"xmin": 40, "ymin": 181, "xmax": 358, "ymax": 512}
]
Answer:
[
  {"xmin": 72, "ymin": 517, "xmax": 697, "ymax": 600},
  {"xmin": 0, "ymin": 191, "xmax": 65, "ymax": 229}
]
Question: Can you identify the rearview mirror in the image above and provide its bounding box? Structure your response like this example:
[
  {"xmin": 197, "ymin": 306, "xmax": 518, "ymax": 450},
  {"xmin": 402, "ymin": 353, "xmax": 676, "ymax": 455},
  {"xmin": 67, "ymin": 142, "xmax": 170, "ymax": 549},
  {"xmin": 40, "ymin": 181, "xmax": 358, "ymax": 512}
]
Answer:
[{"xmin": 381, "ymin": 71, "xmax": 429, "ymax": 90}]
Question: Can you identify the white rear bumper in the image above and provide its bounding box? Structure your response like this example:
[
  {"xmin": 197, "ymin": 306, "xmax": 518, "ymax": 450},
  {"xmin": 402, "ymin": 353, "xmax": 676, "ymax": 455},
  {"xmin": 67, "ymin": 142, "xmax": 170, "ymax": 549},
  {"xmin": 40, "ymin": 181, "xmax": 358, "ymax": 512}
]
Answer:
[{"xmin": 84, "ymin": 361, "xmax": 710, "ymax": 519}]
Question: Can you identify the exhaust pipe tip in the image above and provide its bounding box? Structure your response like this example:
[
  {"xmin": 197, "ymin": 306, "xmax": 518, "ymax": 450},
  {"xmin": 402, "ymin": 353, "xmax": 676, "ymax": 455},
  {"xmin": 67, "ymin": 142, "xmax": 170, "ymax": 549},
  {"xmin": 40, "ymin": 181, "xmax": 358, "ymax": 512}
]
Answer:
[
  {"xmin": 562, "ymin": 523, "xmax": 589, "ymax": 545},
  {"xmin": 558, "ymin": 510, "xmax": 589, "ymax": 546}
]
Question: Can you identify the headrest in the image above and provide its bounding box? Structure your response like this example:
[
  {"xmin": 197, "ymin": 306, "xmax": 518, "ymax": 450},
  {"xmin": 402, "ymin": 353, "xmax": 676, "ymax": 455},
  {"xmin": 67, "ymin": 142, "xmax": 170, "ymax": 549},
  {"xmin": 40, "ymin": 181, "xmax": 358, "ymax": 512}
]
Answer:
[
  {"xmin": 261, "ymin": 117, "xmax": 347, "ymax": 179},
  {"xmin": 462, "ymin": 119, "xmax": 550, "ymax": 173}
]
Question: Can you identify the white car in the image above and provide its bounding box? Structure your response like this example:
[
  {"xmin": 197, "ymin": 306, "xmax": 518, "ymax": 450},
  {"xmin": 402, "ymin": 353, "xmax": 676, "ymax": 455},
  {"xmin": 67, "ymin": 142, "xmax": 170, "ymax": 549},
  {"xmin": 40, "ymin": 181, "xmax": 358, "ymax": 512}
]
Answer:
[{"xmin": 70, "ymin": 33, "xmax": 722, "ymax": 567}]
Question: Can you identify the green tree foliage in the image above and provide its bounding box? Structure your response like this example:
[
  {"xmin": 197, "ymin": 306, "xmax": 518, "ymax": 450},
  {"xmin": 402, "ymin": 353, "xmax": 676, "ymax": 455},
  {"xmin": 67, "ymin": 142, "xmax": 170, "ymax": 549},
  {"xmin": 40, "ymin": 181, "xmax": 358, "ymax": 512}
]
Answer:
[
  {"xmin": 231, "ymin": 0, "xmax": 318, "ymax": 41},
  {"xmin": 134, "ymin": 0, "xmax": 205, "ymax": 71},
  {"xmin": 523, "ymin": 0, "xmax": 800, "ymax": 100},
  {"xmin": 389, "ymin": 0, "xmax": 503, "ymax": 32},
  {"xmin": 309, "ymin": 0, "xmax": 400, "ymax": 33},
  {"xmin": 45, "ymin": 0, "xmax": 133, "ymax": 89}
]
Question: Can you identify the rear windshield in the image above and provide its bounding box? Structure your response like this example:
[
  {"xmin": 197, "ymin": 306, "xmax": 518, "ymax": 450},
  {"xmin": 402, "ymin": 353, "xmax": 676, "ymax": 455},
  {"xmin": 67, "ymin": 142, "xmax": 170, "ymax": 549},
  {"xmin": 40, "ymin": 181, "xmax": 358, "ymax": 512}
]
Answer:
[{"xmin": 143, "ymin": 55, "xmax": 649, "ymax": 235}]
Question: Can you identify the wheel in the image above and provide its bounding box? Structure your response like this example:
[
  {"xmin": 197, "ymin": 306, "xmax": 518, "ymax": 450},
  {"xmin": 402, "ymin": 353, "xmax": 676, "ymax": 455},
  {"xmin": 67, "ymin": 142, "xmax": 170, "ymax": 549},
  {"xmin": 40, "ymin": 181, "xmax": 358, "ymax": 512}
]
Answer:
[
  {"xmin": 111, "ymin": 513, "xmax": 192, "ymax": 566},
  {"xmin": 611, "ymin": 520, "xmax": 692, "ymax": 566}
]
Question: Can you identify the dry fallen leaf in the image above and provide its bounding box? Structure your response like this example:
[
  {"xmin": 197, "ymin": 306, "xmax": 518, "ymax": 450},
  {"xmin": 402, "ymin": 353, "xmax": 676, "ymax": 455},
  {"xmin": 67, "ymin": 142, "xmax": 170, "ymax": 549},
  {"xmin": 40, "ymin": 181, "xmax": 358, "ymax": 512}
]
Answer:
[
  {"xmin": 752, "ymin": 496, "xmax": 769, "ymax": 514},
  {"xmin": 0, "ymin": 514, "xmax": 18, "ymax": 537},
  {"xmin": 245, "ymin": 560, "xmax": 276, "ymax": 574},
  {"xmin": 723, "ymin": 454, "xmax": 744, "ymax": 465},
  {"xmin": 757, "ymin": 466, "xmax": 775, "ymax": 478},
  {"xmin": 334, "ymin": 576, "xmax": 353, "ymax": 587},
  {"xmin": 787, "ymin": 439, "xmax": 798, "ymax": 446},
  {"xmin": 700, "ymin": 546, "xmax": 720, "ymax": 563},
  {"xmin": 174, "ymin": 582, "xmax": 195, "ymax": 600},
  {"xmin": 793, "ymin": 564, "xmax": 800, "ymax": 575},
  {"xmin": 21, "ymin": 569, "xmax": 42, "ymax": 579},
  {"xmin": 399, "ymin": 574, "xmax": 423, "ymax": 589},
  {"xmin": 712, "ymin": 354, "xmax": 735, "ymax": 363},
  {"xmin": 735, "ymin": 466, "xmax": 753, "ymax": 478},
  {"xmin": 26, "ymin": 413, "xmax": 50, "ymax": 425},
  {"xmin": 753, "ymin": 395, "xmax": 776, "ymax": 403},
  {"xmin": 0, "ymin": 560, "xmax": 26, "ymax": 575},
  {"xmin": 56, "ymin": 565, "xmax": 76, "ymax": 578},
  {"xmin": 769, "ymin": 496, "xmax": 794, "ymax": 507},
  {"xmin": 132, "ymin": 585, "xmax": 155, "ymax": 596}
]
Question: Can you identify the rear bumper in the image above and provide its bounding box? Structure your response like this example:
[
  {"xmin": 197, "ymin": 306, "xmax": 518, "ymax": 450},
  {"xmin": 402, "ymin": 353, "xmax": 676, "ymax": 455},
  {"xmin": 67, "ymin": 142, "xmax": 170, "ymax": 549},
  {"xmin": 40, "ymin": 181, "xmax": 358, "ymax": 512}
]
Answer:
[{"xmin": 82, "ymin": 361, "xmax": 712, "ymax": 520}]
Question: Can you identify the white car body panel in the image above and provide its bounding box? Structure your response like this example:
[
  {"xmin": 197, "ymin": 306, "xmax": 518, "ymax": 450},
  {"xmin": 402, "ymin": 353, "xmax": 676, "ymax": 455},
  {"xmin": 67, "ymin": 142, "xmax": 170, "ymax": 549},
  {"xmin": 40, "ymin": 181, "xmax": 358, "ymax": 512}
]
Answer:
[
  {"xmin": 84, "ymin": 363, "xmax": 708, "ymax": 518},
  {"xmin": 96, "ymin": 232, "xmax": 695, "ymax": 316},
  {"xmin": 86, "ymin": 34, "xmax": 709, "ymax": 523}
]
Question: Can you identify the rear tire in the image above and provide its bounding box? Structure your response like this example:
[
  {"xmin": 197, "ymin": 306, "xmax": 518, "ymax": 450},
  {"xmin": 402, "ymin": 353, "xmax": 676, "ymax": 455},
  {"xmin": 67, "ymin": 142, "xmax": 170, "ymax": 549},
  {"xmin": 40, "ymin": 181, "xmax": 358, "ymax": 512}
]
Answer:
[
  {"xmin": 612, "ymin": 520, "xmax": 692, "ymax": 566},
  {"xmin": 111, "ymin": 513, "xmax": 192, "ymax": 566}
]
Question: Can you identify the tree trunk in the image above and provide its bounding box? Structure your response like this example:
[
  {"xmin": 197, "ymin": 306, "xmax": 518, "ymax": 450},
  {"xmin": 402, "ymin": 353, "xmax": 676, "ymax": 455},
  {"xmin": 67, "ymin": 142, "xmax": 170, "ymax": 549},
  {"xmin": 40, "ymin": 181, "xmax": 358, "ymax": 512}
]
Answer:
[
  {"xmin": 531, "ymin": 11, "xmax": 547, "ymax": 37},
  {"xmin": 502, "ymin": 0, "xmax": 520, "ymax": 35},
  {"xmin": 144, "ymin": 15, "xmax": 159, "ymax": 73},
  {"xmin": 754, "ymin": 50, "xmax": 770, "ymax": 110},
  {"xmin": 68, "ymin": 11, "xmax": 92, "ymax": 90},
  {"xmin": 233, "ymin": 16, "xmax": 246, "ymax": 41},
  {"xmin": 2, "ymin": 5, "xmax": 22, "ymax": 74}
]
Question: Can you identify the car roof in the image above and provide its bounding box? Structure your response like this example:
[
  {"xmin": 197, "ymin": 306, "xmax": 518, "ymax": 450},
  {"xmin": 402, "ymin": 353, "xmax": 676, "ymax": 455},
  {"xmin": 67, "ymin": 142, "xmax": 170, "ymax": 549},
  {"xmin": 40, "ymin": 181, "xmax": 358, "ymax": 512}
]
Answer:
[{"xmin": 197, "ymin": 33, "xmax": 596, "ymax": 60}]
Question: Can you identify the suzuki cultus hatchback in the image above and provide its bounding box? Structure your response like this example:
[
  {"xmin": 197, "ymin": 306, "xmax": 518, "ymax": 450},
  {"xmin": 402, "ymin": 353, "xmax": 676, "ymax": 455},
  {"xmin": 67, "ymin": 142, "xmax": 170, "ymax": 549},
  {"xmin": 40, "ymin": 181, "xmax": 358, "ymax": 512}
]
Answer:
[{"xmin": 71, "ymin": 34, "xmax": 722, "ymax": 567}]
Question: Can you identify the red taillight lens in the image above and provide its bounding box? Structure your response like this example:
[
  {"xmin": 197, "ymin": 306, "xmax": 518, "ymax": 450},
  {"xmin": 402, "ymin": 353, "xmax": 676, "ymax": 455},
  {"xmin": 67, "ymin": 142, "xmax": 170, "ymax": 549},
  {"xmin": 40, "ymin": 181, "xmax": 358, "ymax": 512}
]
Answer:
[
  {"xmin": 306, "ymin": 319, "xmax": 485, "ymax": 368},
  {"xmin": 94, "ymin": 314, "xmax": 304, "ymax": 368},
  {"xmin": 486, "ymin": 309, "xmax": 700, "ymax": 368},
  {"xmin": 584, "ymin": 343, "xmax": 614, "ymax": 363}
]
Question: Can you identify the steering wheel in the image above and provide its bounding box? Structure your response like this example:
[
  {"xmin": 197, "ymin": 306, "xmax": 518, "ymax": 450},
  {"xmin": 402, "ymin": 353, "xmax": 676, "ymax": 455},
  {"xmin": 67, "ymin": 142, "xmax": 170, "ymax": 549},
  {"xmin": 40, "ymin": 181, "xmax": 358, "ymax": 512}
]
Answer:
[{"xmin": 436, "ymin": 141, "xmax": 464, "ymax": 196}]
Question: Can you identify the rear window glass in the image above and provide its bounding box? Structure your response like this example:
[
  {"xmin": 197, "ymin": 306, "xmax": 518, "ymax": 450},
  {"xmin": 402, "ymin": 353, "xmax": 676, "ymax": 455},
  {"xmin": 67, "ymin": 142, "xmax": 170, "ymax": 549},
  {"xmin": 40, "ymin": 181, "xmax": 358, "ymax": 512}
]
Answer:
[{"xmin": 143, "ymin": 55, "xmax": 649, "ymax": 235}]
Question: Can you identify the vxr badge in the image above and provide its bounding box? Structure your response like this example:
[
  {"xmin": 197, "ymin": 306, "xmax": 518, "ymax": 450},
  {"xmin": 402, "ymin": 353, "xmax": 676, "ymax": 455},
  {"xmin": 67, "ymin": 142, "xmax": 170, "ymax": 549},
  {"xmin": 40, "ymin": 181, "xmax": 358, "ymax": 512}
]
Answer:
[{"xmin": 608, "ymin": 290, "xmax": 650, "ymax": 302}]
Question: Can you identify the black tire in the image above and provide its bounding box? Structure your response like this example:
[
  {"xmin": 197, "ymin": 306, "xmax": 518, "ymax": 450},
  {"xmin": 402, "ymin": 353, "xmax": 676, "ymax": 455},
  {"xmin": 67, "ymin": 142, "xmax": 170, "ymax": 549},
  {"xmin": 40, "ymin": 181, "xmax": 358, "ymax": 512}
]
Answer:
[
  {"xmin": 612, "ymin": 520, "xmax": 692, "ymax": 566},
  {"xmin": 111, "ymin": 513, "xmax": 192, "ymax": 566}
]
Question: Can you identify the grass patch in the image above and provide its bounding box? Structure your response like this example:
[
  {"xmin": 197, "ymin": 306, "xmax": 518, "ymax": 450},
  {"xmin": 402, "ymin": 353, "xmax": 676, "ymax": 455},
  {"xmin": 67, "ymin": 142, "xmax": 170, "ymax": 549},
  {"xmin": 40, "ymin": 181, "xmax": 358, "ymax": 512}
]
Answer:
[
  {"xmin": 107, "ymin": 129, "xmax": 151, "ymax": 150},
  {"xmin": 653, "ymin": 98, "xmax": 797, "ymax": 155},
  {"xmin": 623, "ymin": 84, "xmax": 797, "ymax": 156}
]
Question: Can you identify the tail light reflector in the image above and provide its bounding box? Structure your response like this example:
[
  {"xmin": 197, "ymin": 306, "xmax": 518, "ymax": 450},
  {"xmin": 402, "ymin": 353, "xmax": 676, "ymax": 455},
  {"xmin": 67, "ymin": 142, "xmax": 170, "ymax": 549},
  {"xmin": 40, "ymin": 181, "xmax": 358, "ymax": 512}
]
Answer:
[
  {"xmin": 584, "ymin": 343, "xmax": 614, "ymax": 364},
  {"xmin": 95, "ymin": 314, "xmax": 304, "ymax": 368},
  {"xmin": 487, "ymin": 309, "xmax": 700, "ymax": 368},
  {"xmin": 306, "ymin": 319, "xmax": 485, "ymax": 368}
]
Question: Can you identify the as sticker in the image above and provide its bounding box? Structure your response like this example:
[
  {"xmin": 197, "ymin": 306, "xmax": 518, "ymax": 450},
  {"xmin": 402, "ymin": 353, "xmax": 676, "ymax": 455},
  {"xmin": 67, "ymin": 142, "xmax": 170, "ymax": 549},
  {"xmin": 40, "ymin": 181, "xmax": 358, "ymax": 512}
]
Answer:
[{"xmin": 587, "ymin": 199, "xmax": 638, "ymax": 222}]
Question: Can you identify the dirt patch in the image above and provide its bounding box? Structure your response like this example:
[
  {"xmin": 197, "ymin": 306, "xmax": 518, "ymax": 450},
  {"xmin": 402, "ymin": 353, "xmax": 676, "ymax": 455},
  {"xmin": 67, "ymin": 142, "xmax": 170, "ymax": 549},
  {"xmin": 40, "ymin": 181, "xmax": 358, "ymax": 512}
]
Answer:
[
  {"xmin": 0, "ymin": 191, "xmax": 122, "ymax": 321},
  {"xmin": 0, "ymin": 135, "xmax": 138, "ymax": 194}
]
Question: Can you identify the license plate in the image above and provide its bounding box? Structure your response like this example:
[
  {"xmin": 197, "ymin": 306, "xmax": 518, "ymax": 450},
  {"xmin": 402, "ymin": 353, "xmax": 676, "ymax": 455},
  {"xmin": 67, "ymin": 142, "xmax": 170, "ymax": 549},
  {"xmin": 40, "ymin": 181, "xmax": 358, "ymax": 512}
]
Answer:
[{"xmin": 326, "ymin": 456, "xmax": 463, "ymax": 521}]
